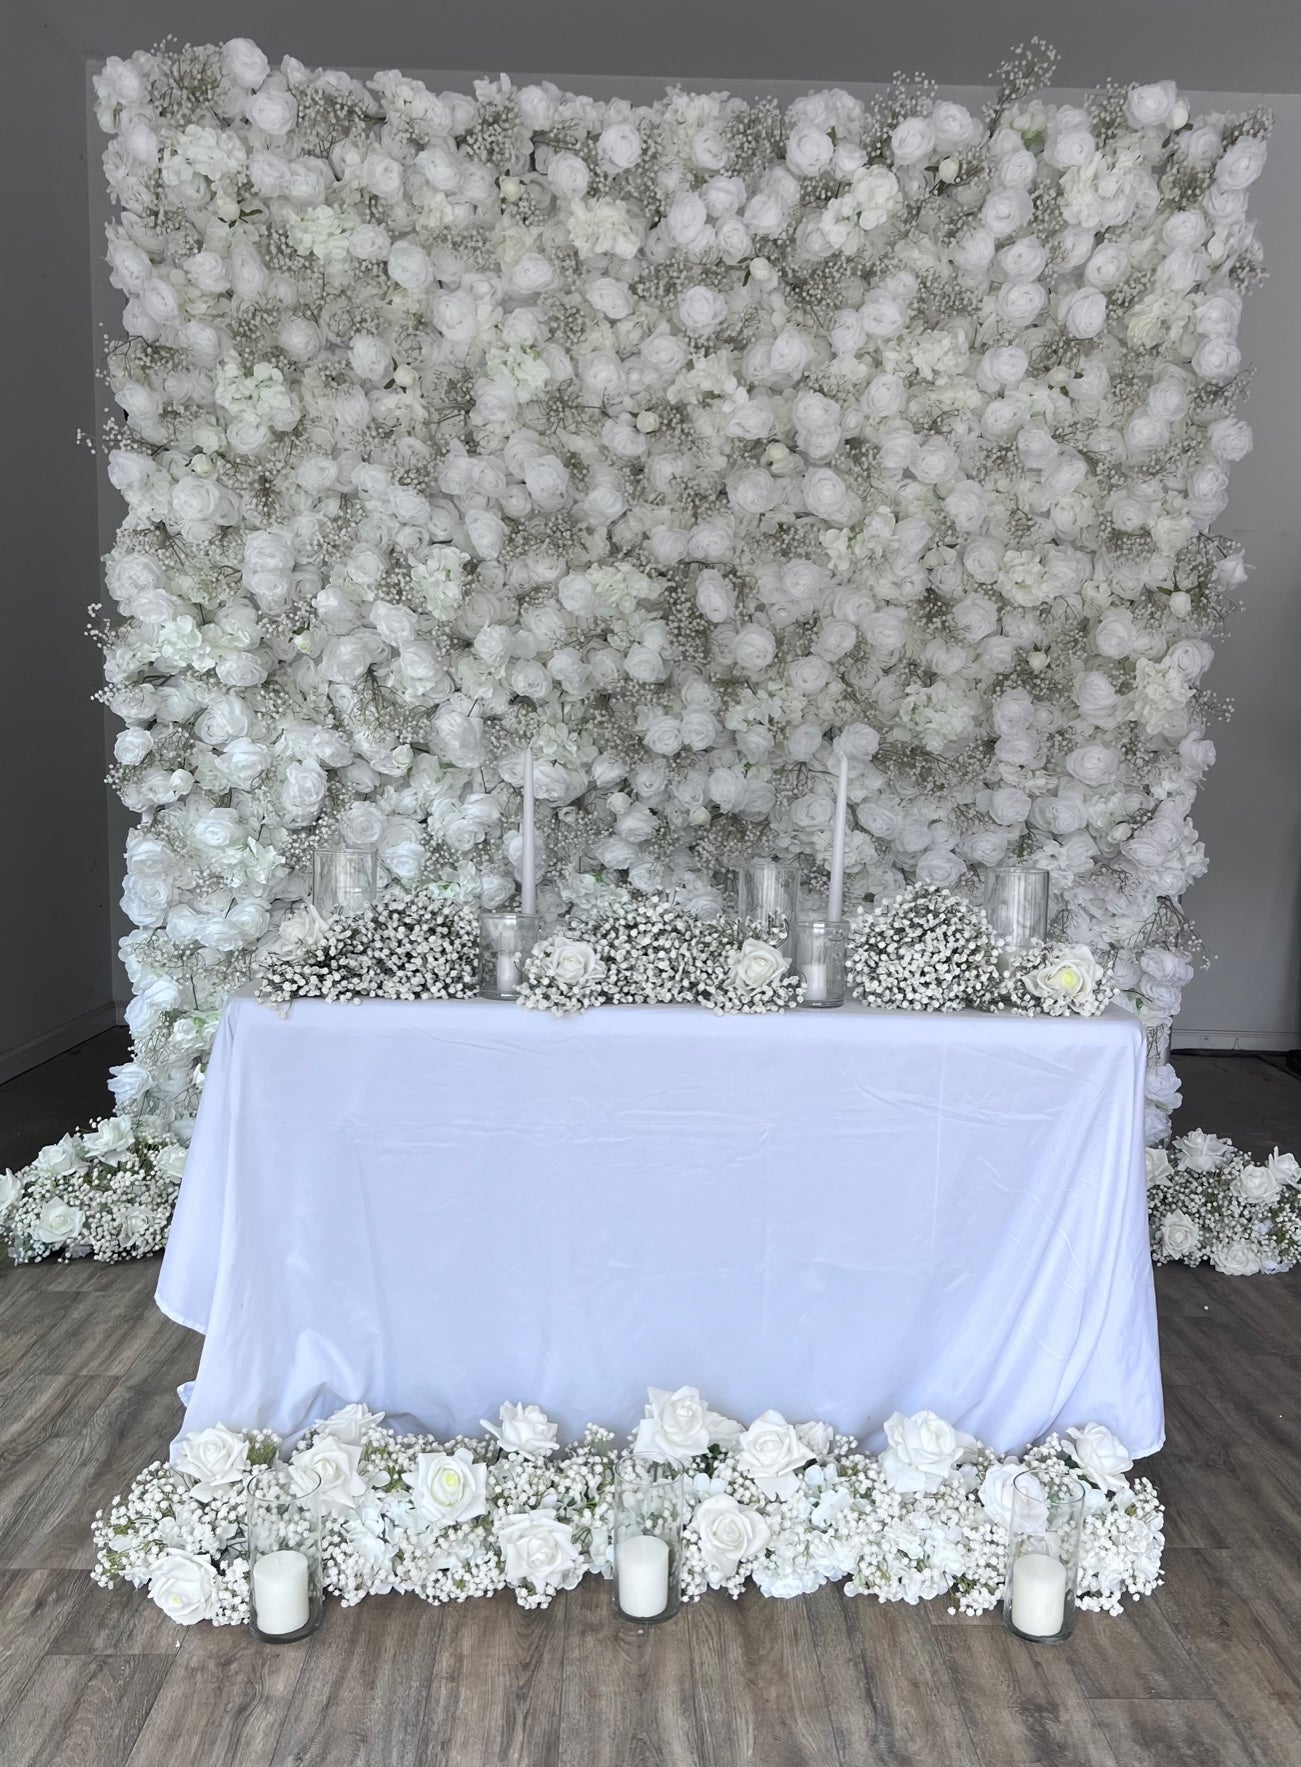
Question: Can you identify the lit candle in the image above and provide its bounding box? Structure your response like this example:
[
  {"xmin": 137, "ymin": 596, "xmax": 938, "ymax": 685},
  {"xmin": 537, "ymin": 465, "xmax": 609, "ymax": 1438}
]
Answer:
[
  {"xmin": 1010, "ymin": 1551, "xmax": 1068, "ymax": 1637},
  {"xmin": 827, "ymin": 753, "xmax": 848, "ymax": 924},
  {"xmin": 520, "ymin": 748, "xmax": 537, "ymax": 915},
  {"xmin": 253, "ymin": 1548, "xmax": 309, "ymax": 1636},
  {"xmin": 616, "ymin": 1534, "xmax": 669, "ymax": 1619}
]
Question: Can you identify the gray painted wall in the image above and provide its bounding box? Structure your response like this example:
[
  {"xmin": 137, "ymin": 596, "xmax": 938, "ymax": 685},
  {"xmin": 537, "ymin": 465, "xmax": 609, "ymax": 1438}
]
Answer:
[{"xmin": 3, "ymin": 2, "xmax": 1298, "ymax": 1081}]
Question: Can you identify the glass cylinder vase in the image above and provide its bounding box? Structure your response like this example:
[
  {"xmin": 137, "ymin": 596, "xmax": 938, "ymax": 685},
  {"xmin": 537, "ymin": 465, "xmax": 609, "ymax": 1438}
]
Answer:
[
  {"xmin": 611, "ymin": 1460, "xmax": 683, "ymax": 1625},
  {"xmin": 1003, "ymin": 1470, "xmax": 1085, "ymax": 1644},
  {"xmin": 983, "ymin": 867, "xmax": 1050, "ymax": 971},
  {"xmin": 795, "ymin": 917, "xmax": 846, "ymax": 1009},
  {"xmin": 478, "ymin": 911, "xmax": 542, "ymax": 1001},
  {"xmin": 248, "ymin": 1467, "xmax": 323, "ymax": 1644},
  {"xmin": 736, "ymin": 860, "xmax": 800, "ymax": 953},
  {"xmin": 311, "ymin": 847, "xmax": 379, "ymax": 920}
]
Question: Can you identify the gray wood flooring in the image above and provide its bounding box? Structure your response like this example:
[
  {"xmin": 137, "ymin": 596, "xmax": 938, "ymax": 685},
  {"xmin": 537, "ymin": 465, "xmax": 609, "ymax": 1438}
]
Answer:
[{"xmin": 0, "ymin": 1038, "xmax": 1297, "ymax": 1767}]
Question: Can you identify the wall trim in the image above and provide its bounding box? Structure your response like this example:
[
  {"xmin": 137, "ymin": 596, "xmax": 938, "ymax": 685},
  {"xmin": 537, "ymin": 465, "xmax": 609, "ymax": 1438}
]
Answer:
[
  {"xmin": 0, "ymin": 1002, "xmax": 121, "ymax": 1087},
  {"xmin": 1173, "ymin": 1030, "xmax": 1301, "ymax": 1053}
]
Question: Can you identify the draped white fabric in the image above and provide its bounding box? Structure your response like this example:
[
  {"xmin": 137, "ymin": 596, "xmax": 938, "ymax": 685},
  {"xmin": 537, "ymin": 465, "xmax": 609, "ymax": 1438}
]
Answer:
[{"xmin": 158, "ymin": 995, "xmax": 1163, "ymax": 1458}]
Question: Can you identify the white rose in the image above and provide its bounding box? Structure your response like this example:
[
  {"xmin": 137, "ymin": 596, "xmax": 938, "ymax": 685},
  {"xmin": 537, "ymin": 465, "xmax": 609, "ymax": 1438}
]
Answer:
[
  {"xmin": 598, "ymin": 122, "xmax": 642, "ymax": 170},
  {"xmin": 175, "ymin": 1423, "xmax": 251, "ymax": 1496},
  {"xmin": 1267, "ymin": 1149, "xmax": 1301, "ymax": 1188},
  {"xmin": 148, "ymin": 1550, "xmax": 218, "ymax": 1625},
  {"xmin": 880, "ymin": 1409, "xmax": 974, "ymax": 1492},
  {"xmin": 1215, "ymin": 136, "xmax": 1268, "ymax": 190},
  {"xmin": 1236, "ymin": 1164, "xmax": 1283, "ymax": 1207},
  {"xmin": 1212, "ymin": 1238, "xmax": 1263, "ymax": 1276},
  {"xmin": 291, "ymin": 1435, "xmax": 367, "ymax": 1512},
  {"xmin": 733, "ymin": 624, "xmax": 778, "ymax": 673},
  {"xmin": 1065, "ymin": 1423, "xmax": 1133, "ymax": 1491},
  {"xmin": 81, "ymin": 1116, "xmax": 135, "ymax": 1162},
  {"xmin": 387, "ymin": 240, "xmax": 432, "ymax": 293},
  {"xmin": 1175, "ymin": 1129, "xmax": 1235, "ymax": 1173},
  {"xmin": 483, "ymin": 1401, "xmax": 560, "ymax": 1457},
  {"xmin": 0, "ymin": 1169, "xmax": 20, "ymax": 1217},
  {"xmin": 727, "ymin": 940, "xmax": 788, "ymax": 995},
  {"xmin": 408, "ymin": 1448, "xmax": 489, "ymax": 1532},
  {"xmin": 544, "ymin": 938, "xmax": 605, "ymax": 989},
  {"xmin": 633, "ymin": 1385, "xmax": 741, "ymax": 1462},
  {"xmin": 1060, "ymin": 287, "xmax": 1107, "ymax": 339},
  {"xmin": 34, "ymin": 1198, "xmax": 86, "ymax": 1244},
  {"xmin": 996, "ymin": 281, "xmax": 1047, "ymax": 326},
  {"xmin": 546, "ymin": 151, "xmax": 589, "ymax": 199},
  {"xmin": 1126, "ymin": 81, "xmax": 1179, "ymax": 130},
  {"xmin": 695, "ymin": 570, "xmax": 735, "ymax": 623},
  {"xmin": 979, "ymin": 1463, "xmax": 1047, "ymax": 1533},
  {"xmin": 1192, "ymin": 337, "xmax": 1241, "ymax": 383},
  {"xmin": 692, "ymin": 1494, "xmax": 772, "ymax": 1578},
  {"xmin": 246, "ymin": 89, "xmax": 296, "ymax": 134},
  {"xmin": 1022, "ymin": 945, "xmax": 1103, "ymax": 1012},
  {"xmin": 678, "ymin": 285, "xmax": 728, "ymax": 333},
  {"xmin": 787, "ymin": 124, "xmax": 835, "ymax": 176},
  {"xmin": 1159, "ymin": 1208, "xmax": 1202, "ymax": 1265},
  {"xmin": 223, "ymin": 38, "xmax": 269, "ymax": 88},
  {"xmin": 495, "ymin": 1511, "xmax": 582, "ymax": 1591},
  {"xmin": 981, "ymin": 187, "xmax": 1033, "ymax": 238},
  {"xmin": 735, "ymin": 1409, "xmax": 814, "ymax": 1496},
  {"xmin": 314, "ymin": 1402, "xmax": 385, "ymax": 1445},
  {"xmin": 890, "ymin": 116, "xmax": 935, "ymax": 165}
]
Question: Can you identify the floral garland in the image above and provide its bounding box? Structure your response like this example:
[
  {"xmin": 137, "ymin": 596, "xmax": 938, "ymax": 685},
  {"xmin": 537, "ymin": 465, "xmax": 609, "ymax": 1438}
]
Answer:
[
  {"xmin": 88, "ymin": 40, "xmax": 1268, "ymax": 1157},
  {"xmin": 0, "ymin": 1118, "xmax": 185, "ymax": 1264},
  {"xmin": 1147, "ymin": 1131, "xmax": 1301, "ymax": 1274},
  {"xmin": 256, "ymin": 890, "xmax": 479, "ymax": 1003},
  {"xmin": 92, "ymin": 1389, "xmax": 1162, "ymax": 1625}
]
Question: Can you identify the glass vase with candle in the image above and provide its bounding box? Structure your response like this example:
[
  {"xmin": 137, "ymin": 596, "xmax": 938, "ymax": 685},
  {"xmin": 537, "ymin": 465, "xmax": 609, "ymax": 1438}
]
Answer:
[
  {"xmin": 312, "ymin": 847, "xmax": 379, "ymax": 920},
  {"xmin": 983, "ymin": 866, "xmax": 1050, "ymax": 973},
  {"xmin": 248, "ymin": 1467, "xmax": 323, "ymax": 1644},
  {"xmin": 795, "ymin": 917, "xmax": 846, "ymax": 1008},
  {"xmin": 736, "ymin": 860, "xmax": 800, "ymax": 954},
  {"xmin": 478, "ymin": 910, "xmax": 542, "ymax": 1001},
  {"xmin": 1003, "ymin": 1470, "xmax": 1085, "ymax": 1644},
  {"xmin": 611, "ymin": 1460, "xmax": 683, "ymax": 1625}
]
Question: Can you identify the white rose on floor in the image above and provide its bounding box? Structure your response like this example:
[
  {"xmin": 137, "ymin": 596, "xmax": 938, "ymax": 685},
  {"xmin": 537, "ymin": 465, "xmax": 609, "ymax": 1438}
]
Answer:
[
  {"xmin": 496, "ymin": 1511, "xmax": 582, "ymax": 1592},
  {"xmin": 81, "ymin": 1117, "xmax": 135, "ymax": 1162},
  {"xmin": 1145, "ymin": 1148, "xmax": 1174, "ymax": 1186},
  {"xmin": 1175, "ymin": 1129, "xmax": 1235, "ymax": 1173},
  {"xmin": 1267, "ymin": 1148, "xmax": 1301, "ymax": 1187},
  {"xmin": 1021, "ymin": 945, "xmax": 1103, "ymax": 1013},
  {"xmin": 736, "ymin": 1409, "xmax": 814, "ymax": 1497},
  {"xmin": 408, "ymin": 1448, "xmax": 489, "ymax": 1532},
  {"xmin": 633, "ymin": 1385, "xmax": 741, "ymax": 1462},
  {"xmin": 1212, "ymin": 1239, "xmax": 1264, "ymax": 1277},
  {"xmin": 1236, "ymin": 1164, "xmax": 1283, "ymax": 1207},
  {"xmin": 483, "ymin": 1402, "xmax": 560, "ymax": 1457},
  {"xmin": 979, "ymin": 1462, "xmax": 1047, "ymax": 1532},
  {"xmin": 148, "ymin": 1550, "xmax": 219, "ymax": 1624},
  {"xmin": 315, "ymin": 1402, "xmax": 385, "ymax": 1446},
  {"xmin": 292, "ymin": 1435, "xmax": 367, "ymax": 1512},
  {"xmin": 543, "ymin": 938, "xmax": 605, "ymax": 990},
  {"xmin": 175, "ymin": 1423, "xmax": 251, "ymax": 1497},
  {"xmin": 1065, "ymin": 1424, "xmax": 1133, "ymax": 1491},
  {"xmin": 880, "ymin": 1410, "xmax": 975, "ymax": 1492},
  {"xmin": 692, "ymin": 1494, "xmax": 772, "ymax": 1577},
  {"xmin": 728, "ymin": 940, "xmax": 788, "ymax": 994},
  {"xmin": 34, "ymin": 1199, "xmax": 86, "ymax": 1244},
  {"xmin": 0, "ymin": 1169, "xmax": 20, "ymax": 1217}
]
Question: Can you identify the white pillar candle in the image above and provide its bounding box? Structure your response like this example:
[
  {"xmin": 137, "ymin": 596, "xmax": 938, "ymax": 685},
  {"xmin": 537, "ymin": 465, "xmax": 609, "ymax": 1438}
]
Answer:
[
  {"xmin": 253, "ymin": 1548, "xmax": 309, "ymax": 1636},
  {"xmin": 802, "ymin": 959, "xmax": 829, "ymax": 1002},
  {"xmin": 497, "ymin": 951, "xmax": 520, "ymax": 995},
  {"xmin": 616, "ymin": 1534, "xmax": 669, "ymax": 1619},
  {"xmin": 827, "ymin": 753, "xmax": 848, "ymax": 925},
  {"xmin": 1010, "ymin": 1551, "xmax": 1068, "ymax": 1637},
  {"xmin": 520, "ymin": 748, "xmax": 537, "ymax": 916}
]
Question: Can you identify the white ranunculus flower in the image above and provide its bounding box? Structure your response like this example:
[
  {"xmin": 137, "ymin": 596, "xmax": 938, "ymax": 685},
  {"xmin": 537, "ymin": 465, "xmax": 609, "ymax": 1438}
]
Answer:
[
  {"xmin": 736, "ymin": 1409, "xmax": 814, "ymax": 1496},
  {"xmin": 727, "ymin": 940, "xmax": 788, "ymax": 995},
  {"xmin": 33, "ymin": 1199, "xmax": 87, "ymax": 1244},
  {"xmin": 496, "ymin": 1511, "xmax": 582, "ymax": 1592},
  {"xmin": 880, "ymin": 1410, "xmax": 975, "ymax": 1492},
  {"xmin": 633, "ymin": 1385, "xmax": 741, "ymax": 1462},
  {"xmin": 148, "ymin": 1550, "xmax": 219, "ymax": 1624},
  {"xmin": 692, "ymin": 1494, "xmax": 772, "ymax": 1577},
  {"xmin": 1065, "ymin": 1423, "xmax": 1133, "ymax": 1491},
  {"xmin": 408, "ymin": 1447, "xmax": 489, "ymax": 1532},
  {"xmin": 175, "ymin": 1423, "xmax": 251, "ymax": 1495},
  {"xmin": 482, "ymin": 1402, "xmax": 560, "ymax": 1457}
]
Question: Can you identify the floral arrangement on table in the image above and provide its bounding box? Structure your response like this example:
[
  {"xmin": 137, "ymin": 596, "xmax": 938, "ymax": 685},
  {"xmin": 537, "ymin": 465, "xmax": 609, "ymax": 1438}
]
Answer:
[
  {"xmin": 0, "ymin": 1118, "xmax": 185, "ymax": 1264},
  {"xmin": 84, "ymin": 38, "xmax": 1268, "ymax": 1169},
  {"xmin": 1147, "ymin": 1132, "xmax": 1301, "ymax": 1275},
  {"xmin": 92, "ymin": 1388, "xmax": 1162, "ymax": 1625},
  {"xmin": 256, "ymin": 890, "xmax": 479, "ymax": 1004}
]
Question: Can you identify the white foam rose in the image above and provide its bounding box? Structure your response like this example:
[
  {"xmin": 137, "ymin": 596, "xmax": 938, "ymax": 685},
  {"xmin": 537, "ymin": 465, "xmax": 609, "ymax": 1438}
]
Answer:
[
  {"xmin": 1236, "ymin": 1164, "xmax": 1283, "ymax": 1208},
  {"xmin": 148, "ymin": 1550, "xmax": 218, "ymax": 1625},
  {"xmin": 736, "ymin": 1409, "xmax": 814, "ymax": 1496},
  {"xmin": 727, "ymin": 940, "xmax": 789, "ymax": 996},
  {"xmin": 633, "ymin": 1385, "xmax": 741, "ymax": 1462},
  {"xmin": 880, "ymin": 1410, "xmax": 975, "ymax": 1492},
  {"xmin": 1065, "ymin": 1423, "xmax": 1133, "ymax": 1491},
  {"xmin": 482, "ymin": 1402, "xmax": 559, "ymax": 1457},
  {"xmin": 692, "ymin": 1494, "xmax": 772, "ymax": 1578},
  {"xmin": 1022, "ymin": 945, "xmax": 1103, "ymax": 1012},
  {"xmin": 408, "ymin": 1448, "xmax": 489, "ymax": 1532},
  {"xmin": 292, "ymin": 1435, "xmax": 367, "ymax": 1512},
  {"xmin": 495, "ymin": 1512, "xmax": 582, "ymax": 1592},
  {"xmin": 542, "ymin": 938, "xmax": 605, "ymax": 989},
  {"xmin": 33, "ymin": 1199, "xmax": 86, "ymax": 1244},
  {"xmin": 979, "ymin": 1463, "xmax": 1047, "ymax": 1532},
  {"xmin": 175, "ymin": 1423, "xmax": 251, "ymax": 1496}
]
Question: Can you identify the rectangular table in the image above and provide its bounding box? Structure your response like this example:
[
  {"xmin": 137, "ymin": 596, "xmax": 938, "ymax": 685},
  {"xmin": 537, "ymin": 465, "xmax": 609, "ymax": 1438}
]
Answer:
[{"xmin": 158, "ymin": 994, "xmax": 1163, "ymax": 1459}]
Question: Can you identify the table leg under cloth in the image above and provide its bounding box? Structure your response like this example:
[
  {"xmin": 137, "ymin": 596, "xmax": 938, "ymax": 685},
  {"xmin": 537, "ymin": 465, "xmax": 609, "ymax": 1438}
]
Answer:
[{"xmin": 157, "ymin": 996, "xmax": 1163, "ymax": 1458}]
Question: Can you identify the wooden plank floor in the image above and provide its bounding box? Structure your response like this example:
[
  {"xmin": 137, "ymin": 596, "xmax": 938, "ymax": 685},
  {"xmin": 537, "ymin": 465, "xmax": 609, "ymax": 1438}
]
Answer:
[{"xmin": 0, "ymin": 1042, "xmax": 1298, "ymax": 1767}]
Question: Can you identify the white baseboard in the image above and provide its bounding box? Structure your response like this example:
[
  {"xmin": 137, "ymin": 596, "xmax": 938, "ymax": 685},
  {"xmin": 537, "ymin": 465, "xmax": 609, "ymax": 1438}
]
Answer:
[
  {"xmin": 0, "ymin": 1003, "xmax": 122, "ymax": 1086},
  {"xmin": 1173, "ymin": 1030, "xmax": 1300, "ymax": 1053}
]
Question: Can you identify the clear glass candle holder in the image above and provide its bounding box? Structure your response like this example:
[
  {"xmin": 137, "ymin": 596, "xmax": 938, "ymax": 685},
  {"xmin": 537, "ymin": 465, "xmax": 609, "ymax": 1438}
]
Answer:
[
  {"xmin": 248, "ymin": 1467, "xmax": 323, "ymax": 1644},
  {"xmin": 312, "ymin": 847, "xmax": 379, "ymax": 920},
  {"xmin": 479, "ymin": 911, "xmax": 542, "ymax": 1001},
  {"xmin": 736, "ymin": 859, "xmax": 800, "ymax": 953},
  {"xmin": 983, "ymin": 866, "xmax": 1050, "ymax": 972},
  {"xmin": 611, "ymin": 1460, "xmax": 683, "ymax": 1625},
  {"xmin": 795, "ymin": 917, "xmax": 846, "ymax": 1008},
  {"xmin": 1003, "ymin": 1471, "xmax": 1085, "ymax": 1644}
]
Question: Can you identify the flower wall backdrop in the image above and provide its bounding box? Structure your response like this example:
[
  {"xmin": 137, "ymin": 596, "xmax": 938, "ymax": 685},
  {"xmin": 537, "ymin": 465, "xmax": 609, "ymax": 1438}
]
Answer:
[{"xmin": 12, "ymin": 45, "xmax": 1276, "ymax": 1218}]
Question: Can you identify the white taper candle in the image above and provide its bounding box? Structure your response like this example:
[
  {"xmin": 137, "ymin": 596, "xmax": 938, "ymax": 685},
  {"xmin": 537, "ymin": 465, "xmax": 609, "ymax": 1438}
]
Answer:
[
  {"xmin": 827, "ymin": 752, "xmax": 849, "ymax": 924},
  {"xmin": 521, "ymin": 747, "xmax": 537, "ymax": 915}
]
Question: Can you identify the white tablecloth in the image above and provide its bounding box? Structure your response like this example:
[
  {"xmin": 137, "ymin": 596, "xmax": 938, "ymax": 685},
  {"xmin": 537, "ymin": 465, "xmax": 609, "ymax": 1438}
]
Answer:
[{"xmin": 158, "ymin": 994, "xmax": 1163, "ymax": 1458}]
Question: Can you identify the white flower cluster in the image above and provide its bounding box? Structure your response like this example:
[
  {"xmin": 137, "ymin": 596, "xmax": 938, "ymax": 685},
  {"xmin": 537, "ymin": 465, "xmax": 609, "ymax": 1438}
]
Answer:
[
  {"xmin": 256, "ymin": 890, "xmax": 479, "ymax": 1003},
  {"xmin": 1147, "ymin": 1132, "xmax": 1301, "ymax": 1275},
  {"xmin": 846, "ymin": 884, "xmax": 1004, "ymax": 1011},
  {"xmin": 92, "ymin": 1388, "xmax": 1161, "ymax": 1626},
  {"xmin": 88, "ymin": 42, "xmax": 1267, "ymax": 1148},
  {"xmin": 0, "ymin": 1117, "xmax": 186, "ymax": 1264},
  {"xmin": 519, "ymin": 890, "xmax": 801, "ymax": 1014},
  {"xmin": 1005, "ymin": 940, "xmax": 1116, "ymax": 1016}
]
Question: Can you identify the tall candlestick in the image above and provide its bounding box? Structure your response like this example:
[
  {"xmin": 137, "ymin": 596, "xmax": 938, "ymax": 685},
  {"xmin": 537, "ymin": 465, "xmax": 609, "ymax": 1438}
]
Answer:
[
  {"xmin": 827, "ymin": 753, "xmax": 849, "ymax": 924},
  {"xmin": 520, "ymin": 747, "xmax": 537, "ymax": 915}
]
